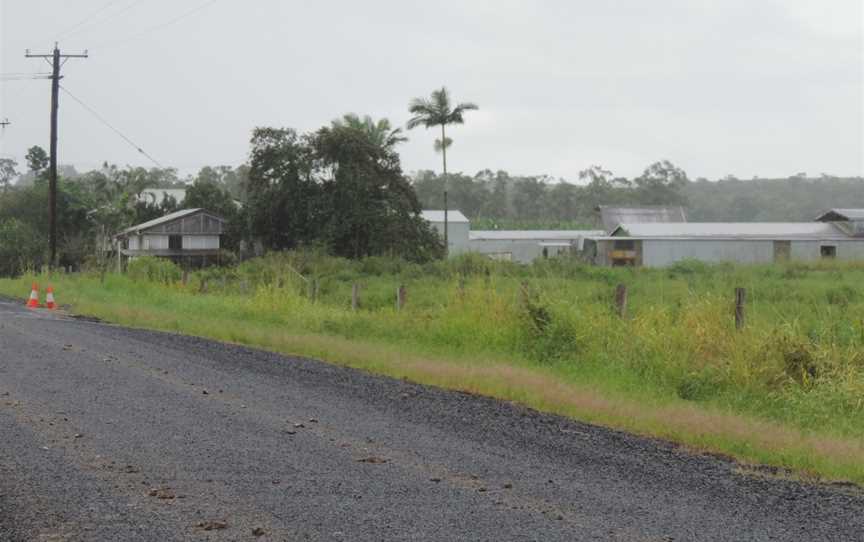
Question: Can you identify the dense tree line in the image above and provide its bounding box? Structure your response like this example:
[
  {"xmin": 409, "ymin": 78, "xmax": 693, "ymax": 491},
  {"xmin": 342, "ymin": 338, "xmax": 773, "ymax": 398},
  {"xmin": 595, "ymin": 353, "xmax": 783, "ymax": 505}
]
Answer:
[{"xmin": 411, "ymin": 165, "xmax": 864, "ymax": 228}]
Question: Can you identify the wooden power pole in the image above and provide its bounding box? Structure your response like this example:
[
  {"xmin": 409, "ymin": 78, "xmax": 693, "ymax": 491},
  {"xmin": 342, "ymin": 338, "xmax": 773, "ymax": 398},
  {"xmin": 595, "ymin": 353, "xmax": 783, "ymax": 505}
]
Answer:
[{"xmin": 25, "ymin": 43, "xmax": 87, "ymax": 267}]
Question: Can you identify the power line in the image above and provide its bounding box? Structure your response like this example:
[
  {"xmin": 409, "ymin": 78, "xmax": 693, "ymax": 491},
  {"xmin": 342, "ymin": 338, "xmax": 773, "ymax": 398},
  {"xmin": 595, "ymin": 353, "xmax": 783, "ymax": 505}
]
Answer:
[
  {"xmin": 91, "ymin": 0, "xmax": 220, "ymax": 51},
  {"xmin": 57, "ymin": 0, "xmax": 147, "ymax": 41},
  {"xmin": 54, "ymin": 0, "xmax": 127, "ymax": 40},
  {"xmin": 59, "ymin": 84, "xmax": 163, "ymax": 168},
  {"xmin": 0, "ymin": 74, "xmax": 53, "ymax": 81}
]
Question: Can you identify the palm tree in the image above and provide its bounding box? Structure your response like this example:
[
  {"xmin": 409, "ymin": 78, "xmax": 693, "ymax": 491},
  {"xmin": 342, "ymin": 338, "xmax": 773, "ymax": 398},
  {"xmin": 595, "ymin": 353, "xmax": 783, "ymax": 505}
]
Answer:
[
  {"xmin": 332, "ymin": 113, "xmax": 408, "ymax": 151},
  {"xmin": 406, "ymin": 87, "xmax": 478, "ymax": 250}
]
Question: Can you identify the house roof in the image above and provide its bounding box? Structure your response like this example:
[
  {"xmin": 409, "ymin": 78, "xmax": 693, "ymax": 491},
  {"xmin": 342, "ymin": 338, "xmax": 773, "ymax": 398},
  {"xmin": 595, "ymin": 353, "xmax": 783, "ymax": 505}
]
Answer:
[
  {"xmin": 815, "ymin": 209, "xmax": 864, "ymax": 221},
  {"xmin": 597, "ymin": 205, "xmax": 687, "ymax": 233},
  {"xmin": 421, "ymin": 210, "xmax": 470, "ymax": 224},
  {"xmin": 469, "ymin": 230, "xmax": 605, "ymax": 241},
  {"xmin": 117, "ymin": 208, "xmax": 224, "ymax": 237},
  {"xmin": 610, "ymin": 222, "xmax": 850, "ymax": 239}
]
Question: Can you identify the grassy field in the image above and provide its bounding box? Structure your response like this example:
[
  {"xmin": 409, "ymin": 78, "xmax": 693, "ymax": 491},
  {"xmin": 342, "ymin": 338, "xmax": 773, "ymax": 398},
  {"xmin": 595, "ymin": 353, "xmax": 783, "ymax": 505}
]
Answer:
[{"xmin": 2, "ymin": 252, "xmax": 863, "ymax": 484}]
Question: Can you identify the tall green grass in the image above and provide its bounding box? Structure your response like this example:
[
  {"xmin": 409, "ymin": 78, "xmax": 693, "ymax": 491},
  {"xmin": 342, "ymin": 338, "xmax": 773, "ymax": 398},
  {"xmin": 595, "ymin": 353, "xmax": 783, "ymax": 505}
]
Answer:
[{"xmin": 3, "ymin": 253, "xmax": 863, "ymax": 483}]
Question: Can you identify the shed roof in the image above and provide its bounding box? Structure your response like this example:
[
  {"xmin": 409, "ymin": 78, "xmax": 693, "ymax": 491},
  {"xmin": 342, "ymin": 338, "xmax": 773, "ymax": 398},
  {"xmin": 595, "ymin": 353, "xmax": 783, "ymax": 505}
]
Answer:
[
  {"xmin": 597, "ymin": 205, "xmax": 686, "ymax": 233},
  {"xmin": 421, "ymin": 210, "xmax": 469, "ymax": 223},
  {"xmin": 469, "ymin": 230, "xmax": 605, "ymax": 241},
  {"xmin": 611, "ymin": 222, "xmax": 849, "ymax": 239},
  {"xmin": 815, "ymin": 209, "xmax": 864, "ymax": 221},
  {"xmin": 117, "ymin": 208, "xmax": 224, "ymax": 237}
]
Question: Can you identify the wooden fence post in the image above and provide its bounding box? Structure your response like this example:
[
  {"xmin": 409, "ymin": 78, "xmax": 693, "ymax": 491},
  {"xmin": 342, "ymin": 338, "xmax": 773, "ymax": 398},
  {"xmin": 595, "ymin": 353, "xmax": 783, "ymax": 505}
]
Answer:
[
  {"xmin": 199, "ymin": 278, "xmax": 208, "ymax": 294},
  {"xmin": 519, "ymin": 281, "xmax": 531, "ymax": 306},
  {"xmin": 396, "ymin": 284, "xmax": 406, "ymax": 311},
  {"xmin": 308, "ymin": 279, "xmax": 319, "ymax": 302},
  {"xmin": 182, "ymin": 270, "xmax": 189, "ymax": 286},
  {"xmin": 614, "ymin": 284, "xmax": 628, "ymax": 318},
  {"xmin": 351, "ymin": 283, "xmax": 360, "ymax": 311},
  {"xmin": 458, "ymin": 276, "xmax": 466, "ymax": 298},
  {"xmin": 735, "ymin": 287, "xmax": 746, "ymax": 330}
]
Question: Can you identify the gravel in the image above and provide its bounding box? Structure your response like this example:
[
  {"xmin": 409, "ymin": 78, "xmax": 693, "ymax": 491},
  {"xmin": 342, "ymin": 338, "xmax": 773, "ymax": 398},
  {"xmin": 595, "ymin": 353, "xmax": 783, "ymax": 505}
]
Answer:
[{"xmin": 0, "ymin": 300, "xmax": 861, "ymax": 541}]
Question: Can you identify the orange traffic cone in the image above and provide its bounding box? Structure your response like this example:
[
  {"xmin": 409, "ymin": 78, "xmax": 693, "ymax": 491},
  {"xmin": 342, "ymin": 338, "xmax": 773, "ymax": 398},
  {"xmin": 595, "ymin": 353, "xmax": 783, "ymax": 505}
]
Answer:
[
  {"xmin": 26, "ymin": 283, "xmax": 41, "ymax": 309},
  {"xmin": 45, "ymin": 286, "xmax": 57, "ymax": 310}
]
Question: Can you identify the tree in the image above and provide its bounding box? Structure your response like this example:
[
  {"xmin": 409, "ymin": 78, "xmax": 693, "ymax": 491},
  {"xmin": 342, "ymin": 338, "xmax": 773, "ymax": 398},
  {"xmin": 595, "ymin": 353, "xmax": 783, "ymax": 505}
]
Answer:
[
  {"xmin": 185, "ymin": 178, "xmax": 238, "ymax": 221},
  {"xmin": 313, "ymin": 124, "xmax": 441, "ymax": 261},
  {"xmin": 0, "ymin": 218, "xmax": 45, "ymax": 276},
  {"xmin": 195, "ymin": 165, "xmax": 250, "ymax": 202},
  {"xmin": 245, "ymin": 125, "xmax": 442, "ymax": 262},
  {"xmin": 511, "ymin": 177, "xmax": 546, "ymax": 219},
  {"xmin": 406, "ymin": 87, "xmax": 478, "ymax": 249},
  {"xmin": 25, "ymin": 146, "xmax": 48, "ymax": 175},
  {"xmin": 0, "ymin": 158, "xmax": 18, "ymax": 193},
  {"xmin": 245, "ymin": 127, "xmax": 320, "ymax": 251},
  {"xmin": 633, "ymin": 160, "xmax": 688, "ymax": 205},
  {"xmin": 331, "ymin": 114, "xmax": 407, "ymax": 151}
]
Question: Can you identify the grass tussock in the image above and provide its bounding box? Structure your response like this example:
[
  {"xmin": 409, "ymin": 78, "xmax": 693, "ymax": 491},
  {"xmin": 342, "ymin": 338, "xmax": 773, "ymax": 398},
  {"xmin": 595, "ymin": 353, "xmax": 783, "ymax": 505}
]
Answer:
[{"xmin": 3, "ymin": 252, "xmax": 864, "ymax": 484}]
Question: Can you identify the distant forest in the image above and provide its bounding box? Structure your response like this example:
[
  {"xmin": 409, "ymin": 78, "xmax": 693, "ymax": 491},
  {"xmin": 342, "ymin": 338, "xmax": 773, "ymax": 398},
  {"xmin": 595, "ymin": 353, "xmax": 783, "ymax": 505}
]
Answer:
[{"xmin": 410, "ymin": 165, "xmax": 864, "ymax": 229}]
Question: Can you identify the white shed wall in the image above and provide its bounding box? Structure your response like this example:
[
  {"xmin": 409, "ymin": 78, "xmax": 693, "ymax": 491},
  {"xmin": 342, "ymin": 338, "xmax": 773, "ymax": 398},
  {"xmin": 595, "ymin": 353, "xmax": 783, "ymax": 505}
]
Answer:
[
  {"xmin": 142, "ymin": 235, "xmax": 169, "ymax": 250},
  {"xmin": 835, "ymin": 240, "xmax": 864, "ymax": 260},
  {"xmin": 183, "ymin": 235, "xmax": 220, "ymax": 250},
  {"xmin": 428, "ymin": 221, "xmax": 471, "ymax": 255},
  {"xmin": 642, "ymin": 240, "xmax": 774, "ymax": 267},
  {"xmin": 467, "ymin": 239, "xmax": 570, "ymax": 263}
]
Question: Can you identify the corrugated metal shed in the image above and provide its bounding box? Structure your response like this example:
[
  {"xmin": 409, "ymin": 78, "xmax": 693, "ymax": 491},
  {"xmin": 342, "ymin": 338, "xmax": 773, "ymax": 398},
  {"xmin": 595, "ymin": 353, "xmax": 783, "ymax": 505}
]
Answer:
[
  {"xmin": 469, "ymin": 230, "xmax": 605, "ymax": 241},
  {"xmin": 597, "ymin": 206, "xmax": 686, "ymax": 233},
  {"xmin": 420, "ymin": 210, "xmax": 470, "ymax": 223},
  {"xmin": 610, "ymin": 222, "xmax": 849, "ymax": 239}
]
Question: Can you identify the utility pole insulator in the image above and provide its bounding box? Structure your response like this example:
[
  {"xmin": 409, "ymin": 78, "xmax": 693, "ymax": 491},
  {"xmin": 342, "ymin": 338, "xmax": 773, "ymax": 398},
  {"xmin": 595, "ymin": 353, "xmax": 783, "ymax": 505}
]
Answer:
[{"xmin": 25, "ymin": 43, "xmax": 88, "ymax": 268}]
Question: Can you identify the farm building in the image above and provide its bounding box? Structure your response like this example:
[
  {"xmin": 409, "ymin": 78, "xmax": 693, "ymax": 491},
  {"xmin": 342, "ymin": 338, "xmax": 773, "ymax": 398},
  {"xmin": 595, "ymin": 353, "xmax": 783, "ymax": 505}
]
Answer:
[
  {"xmin": 596, "ymin": 205, "xmax": 687, "ymax": 232},
  {"xmin": 421, "ymin": 209, "xmax": 603, "ymax": 263},
  {"xmin": 815, "ymin": 208, "xmax": 864, "ymax": 236},
  {"xmin": 584, "ymin": 219, "xmax": 864, "ymax": 267},
  {"xmin": 421, "ymin": 210, "xmax": 471, "ymax": 255},
  {"xmin": 466, "ymin": 229, "xmax": 605, "ymax": 262},
  {"xmin": 424, "ymin": 205, "xmax": 864, "ymax": 266},
  {"xmin": 115, "ymin": 208, "xmax": 226, "ymax": 267}
]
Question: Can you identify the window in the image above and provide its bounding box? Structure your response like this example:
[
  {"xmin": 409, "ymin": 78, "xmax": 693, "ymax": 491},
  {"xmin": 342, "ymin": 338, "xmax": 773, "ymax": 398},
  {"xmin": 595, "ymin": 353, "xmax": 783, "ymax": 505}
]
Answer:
[
  {"xmin": 821, "ymin": 245, "xmax": 836, "ymax": 259},
  {"xmin": 486, "ymin": 252, "xmax": 512, "ymax": 262},
  {"xmin": 613, "ymin": 240, "xmax": 635, "ymax": 250},
  {"xmin": 169, "ymin": 235, "xmax": 182, "ymax": 251}
]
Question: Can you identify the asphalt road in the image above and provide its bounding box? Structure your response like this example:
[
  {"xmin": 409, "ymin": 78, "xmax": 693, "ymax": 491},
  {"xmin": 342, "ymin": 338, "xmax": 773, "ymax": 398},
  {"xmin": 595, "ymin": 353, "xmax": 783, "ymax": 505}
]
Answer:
[{"xmin": 0, "ymin": 300, "xmax": 862, "ymax": 541}]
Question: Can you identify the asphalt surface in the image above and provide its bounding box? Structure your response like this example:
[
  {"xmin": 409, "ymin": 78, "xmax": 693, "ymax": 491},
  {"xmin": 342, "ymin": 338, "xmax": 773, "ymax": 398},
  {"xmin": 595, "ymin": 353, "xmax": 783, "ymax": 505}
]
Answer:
[{"xmin": 0, "ymin": 300, "xmax": 862, "ymax": 541}]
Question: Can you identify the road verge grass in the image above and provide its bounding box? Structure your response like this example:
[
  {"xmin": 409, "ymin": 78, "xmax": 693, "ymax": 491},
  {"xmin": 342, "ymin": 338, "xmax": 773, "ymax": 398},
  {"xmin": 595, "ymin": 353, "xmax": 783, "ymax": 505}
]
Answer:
[{"xmin": 2, "ymin": 257, "xmax": 863, "ymax": 485}]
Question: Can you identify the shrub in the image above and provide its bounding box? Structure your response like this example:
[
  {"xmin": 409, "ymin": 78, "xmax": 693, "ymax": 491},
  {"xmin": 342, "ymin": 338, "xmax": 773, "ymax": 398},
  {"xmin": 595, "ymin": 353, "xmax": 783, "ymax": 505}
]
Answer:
[
  {"xmin": 826, "ymin": 285, "xmax": 858, "ymax": 307},
  {"xmin": 127, "ymin": 256, "xmax": 182, "ymax": 284}
]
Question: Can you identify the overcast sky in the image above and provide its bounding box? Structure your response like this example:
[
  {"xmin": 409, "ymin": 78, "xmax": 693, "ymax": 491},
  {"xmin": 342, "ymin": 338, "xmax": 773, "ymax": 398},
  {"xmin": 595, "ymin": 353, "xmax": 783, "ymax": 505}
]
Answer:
[{"xmin": 1, "ymin": 0, "xmax": 862, "ymax": 182}]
